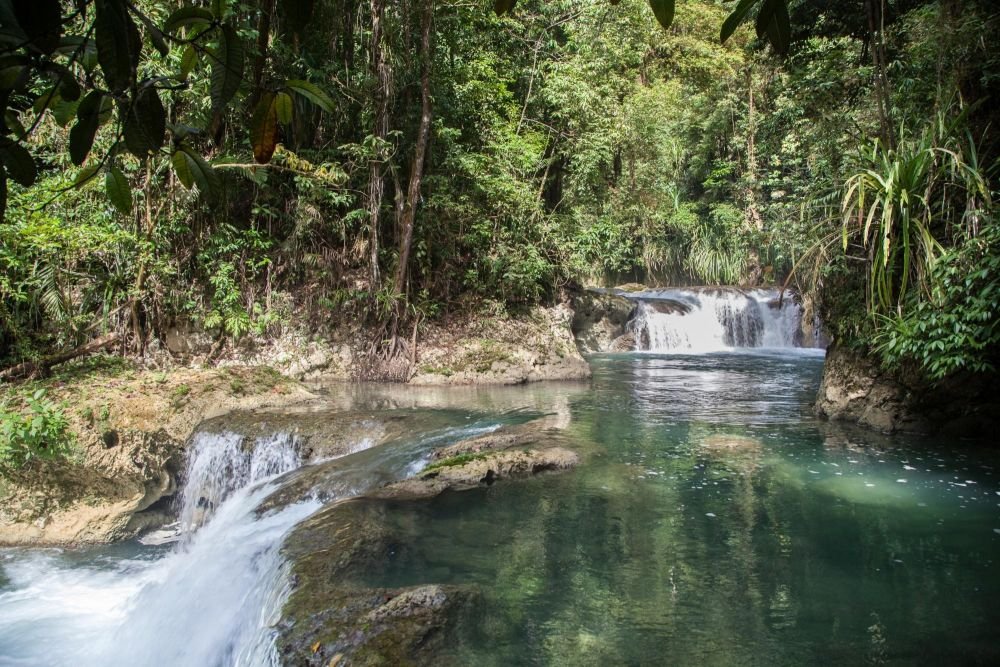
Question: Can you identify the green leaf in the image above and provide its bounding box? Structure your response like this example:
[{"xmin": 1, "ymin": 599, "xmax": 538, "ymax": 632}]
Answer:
[
  {"xmin": 4, "ymin": 110, "xmax": 25, "ymax": 139},
  {"xmin": 210, "ymin": 24, "xmax": 244, "ymax": 112},
  {"xmin": 648, "ymin": 0, "xmax": 675, "ymax": 30},
  {"xmin": 494, "ymin": 0, "xmax": 516, "ymax": 16},
  {"xmin": 95, "ymin": 0, "xmax": 141, "ymax": 93},
  {"xmin": 720, "ymin": 0, "xmax": 760, "ymax": 43},
  {"xmin": 0, "ymin": 139, "xmax": 37, "ymax": 186},
  {"xmin": 123, "ymin": 84, "xmax": 166, "ymax": 158},
  {"xmin": 74, "ymin": 163, "xmax": 101, "ymax": 187},
  {"xmin": 171, "ymin": 149, "xmax": 194, "ymax": 188},
  {"xmin": 69, "ymin": 91, "xmax": 104, "ymax": 166},
  {"xmin": 755, "ymin": 0, "xmax": 790, "ymax": 55},
  {"xmin": 52, "ymin": 98, "xmax": 78, "ymax": 126},
  {"xmin": 274, "ymin": 91, "xmax": 293, "ymax": 125},
  {"xmin": 172, "ymin": 146, "xmax": 221, "ymax": 199},
  {"xmin": 164, "ymin": 7, "xmax": 215, "ymax": 33},
  {"xmin": 250, "ymin": 92, "xmax": 279, "ymax": 164},
  {"xmin": 284, "ymin": 79, "xmax": 334, "ymax": 113},
  {"xmin": 179, "ymin": 45, "xmax": 198, "ymax": 80},
  {"xmin": 105, "ymin": 165, "xmax": 132, "ymax": 214},
  {"xmin": 13, "ymin": 0, "xmax": 62, "ymax": 55}
]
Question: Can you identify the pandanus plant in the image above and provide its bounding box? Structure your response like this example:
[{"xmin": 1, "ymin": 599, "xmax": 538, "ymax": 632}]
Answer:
[{"xmin": 841, "ymin": 108, "xmax": 992, "ymax": 315}]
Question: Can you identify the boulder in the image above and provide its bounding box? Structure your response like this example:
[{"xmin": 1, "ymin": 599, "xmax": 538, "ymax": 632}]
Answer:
[{"xmin": 569, "ymin": 290, "xmax": 637, "ymax": 353}]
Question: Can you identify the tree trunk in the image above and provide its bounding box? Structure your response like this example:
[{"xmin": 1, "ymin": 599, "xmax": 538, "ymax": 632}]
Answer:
[
  {"xmin": 865, "ymin": 0, "xmax": 895, "ymax": 149},
  {"xmin": 392, "ymin": 0, "xmax": 433, "ymax": 299},
  {"xmin": 0, "ymin": 333, "xmax": 120, "ymax": 382},
  {"xmin": 248, "ymin": 0, "xmax": 276, "ymax": 109},
  {"xmin": 367, "ymin": 0, "xmax": 392, "ymax": 289}
]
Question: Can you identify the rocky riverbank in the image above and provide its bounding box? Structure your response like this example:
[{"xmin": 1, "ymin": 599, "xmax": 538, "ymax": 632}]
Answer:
[
  {"xmin": 0, "ymin": 365, "xmax": 315, "ymax": 546},
  {"xmin": 814, "ymin": 343, "xmax": 1000, "ymax": 437}
]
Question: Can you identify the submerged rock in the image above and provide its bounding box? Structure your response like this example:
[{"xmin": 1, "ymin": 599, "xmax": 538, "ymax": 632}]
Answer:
[
  {"xmin": 375, "ymin": 446, "xmax": 579, "ymax": 501},
  {"xmin": 278, "ymin": 419, "xmax": 589, "ymax": 665},
  {"xmin": 698, "ymin": 434, "xmax": 762, "ymax": 452}
]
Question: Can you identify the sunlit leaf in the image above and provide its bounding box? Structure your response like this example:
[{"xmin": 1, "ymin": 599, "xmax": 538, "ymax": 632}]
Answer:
[
  {"xmin": 250, "ymin": 92, "xmax": 279, "ymax": 164},
  {"xmin": 284, "ymin": 79, "xmax": 334, "ymax": 113},
  {"xmin": 105, "ymin": 165, "xmax": 132, "ymax": 214}
]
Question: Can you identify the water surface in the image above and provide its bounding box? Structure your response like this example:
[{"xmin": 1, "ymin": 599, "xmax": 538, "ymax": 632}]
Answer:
[{"xmin": 2, "ymin": 351, "xmax": 998, "ymax": 666}]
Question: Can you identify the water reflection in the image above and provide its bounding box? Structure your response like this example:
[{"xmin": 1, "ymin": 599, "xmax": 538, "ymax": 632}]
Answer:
[{"xmin": 362, "ymin": 352, "xmax": 1000, "ymax": 666}]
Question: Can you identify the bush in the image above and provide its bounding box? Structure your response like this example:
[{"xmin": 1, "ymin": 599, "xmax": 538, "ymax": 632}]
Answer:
[
  {"xmin": 873, "ymin": 224, "xmax": 1000, "ymax": 380},
  {"xmin": 0, "ymin": 389, "xmax": 76, "ymax": 469}
]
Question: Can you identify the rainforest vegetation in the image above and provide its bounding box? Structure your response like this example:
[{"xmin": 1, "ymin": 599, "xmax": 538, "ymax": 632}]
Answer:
[{"xmin": 0, "ymin": 0, "xmax": 998, "ymax": 389}]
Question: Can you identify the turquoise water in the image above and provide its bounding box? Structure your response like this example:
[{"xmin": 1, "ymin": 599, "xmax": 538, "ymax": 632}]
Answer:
[
  {"xmin": 2, "ymin": 351, "xmax": 999, "ymax": 665},
  {"xmin": 363, "ymin": 352, "xmax": 1000, "ymax": 665}
]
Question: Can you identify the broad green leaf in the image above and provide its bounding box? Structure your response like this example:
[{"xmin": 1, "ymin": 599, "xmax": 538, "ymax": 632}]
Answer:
[
  {"xmin": 69, "ymin": 91, "xmax": 104, "ymax": 166},
  {"xmin": 164, "ymin": 7, "xmax": 215, "ymax": 33},
  {"xmin": 95, "ymin": 0, "xmax": 140, "ymax": 93},
  {"xmin": 648, "ymin": 0, "xmax": 675, "ymax": 30},
  {"xmin": 720, "ymin": 0, "xmax": 760, "ymax": 43},
  {"xmin": 755, "ymin": 0, "xmax": 790, "ymax": 55},
  {"xmin": 179, "ymin": 45, "xmax": 198, "ymax": 80},
  {"xmin": 74, "ymin": 163, "xmax": 101, "ymax": 186},
  {"xmin": 274, "ymin": 92, "xmax": 293, "ymax": 125},
  {"xmin": 284, "ymin": 79, "xmax": 334, "ymax": 113},
  {"xmin": 52, "ymin": 98, "xmax": 78, "ymax": 126},
  {"xmin": 210, "ymin": 24, "xmax": 244, "ymax": 112},
  {"xmin": 123, "ymin": 84, "xmax": 166, "ymax": 157},
  {"xmin": 250, "ymin": 92, "xmax": 279, "ymax": 164},
  {"xmin": 171, "ymin": 149, "xmax": 194, "ymax": 188},
  {"xmin": 172, "ymin": 146, "xmax": 221, "ymax": 199},
  {"xmin": 105, "ymin": 165, "xmax": 132, "ymax": 214},
  {"xmin": 0, "ymin": 139, "xmax": 37, "ymax": 186},
  {"xmin": 13, "ymin": 0, "xmax": 61, "ymax": 55},
  {"xmin": 4, "ymin": 110, "xmax": 25, "ymax": 139}
]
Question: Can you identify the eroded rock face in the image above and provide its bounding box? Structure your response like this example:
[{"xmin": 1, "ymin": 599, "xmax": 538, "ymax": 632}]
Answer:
[
  {"xmin": 570, "ymin": 290, "xmax": 637, "ymax": 353},
  {"xmin": 815, "ymin": 343, "xmax": 1000, "ymax": 436}
]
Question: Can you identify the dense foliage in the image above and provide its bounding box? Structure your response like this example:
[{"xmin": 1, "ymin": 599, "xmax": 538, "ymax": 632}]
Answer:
[{"xmin": 0, "ymin": 0, "xmax": 997, "ymax": 386}]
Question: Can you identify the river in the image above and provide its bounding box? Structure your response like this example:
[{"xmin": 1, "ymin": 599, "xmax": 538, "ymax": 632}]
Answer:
[{"xmin": 1, "ymin": 342, "xmax": 999, "ymax": 664}]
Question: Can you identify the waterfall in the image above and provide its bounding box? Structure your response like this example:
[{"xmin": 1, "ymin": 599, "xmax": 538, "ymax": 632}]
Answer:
[
  {"xmin": 177, "ymin": 431, "xmax": 302, "ymax": 533},
  {"xmin": 626, "ymin": 288, "xmax": 807, "ymax": 353},
  {"xmin": 0, "ymin": 430, "xmax": 316, "ymax": 667},
  {"xmin": 0, "ymin": 418, "xmax": 503, "ymax": 667}
]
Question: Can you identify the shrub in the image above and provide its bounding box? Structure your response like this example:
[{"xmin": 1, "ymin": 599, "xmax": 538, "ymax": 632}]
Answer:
[{"xmin": 0, "ymin": 389, "xmax": 76, "ymax": 469}]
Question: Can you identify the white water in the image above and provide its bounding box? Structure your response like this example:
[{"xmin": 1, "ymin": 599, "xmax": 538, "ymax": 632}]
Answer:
[
  {"xmin": 0, "ymin": 418, "xmax": 505, "ymax": 667},
  {"xmin": 626, "ymin": 288, "xmax": 807, "ymax": 353},
  {"xmin": 0, "ymin": 431, "xmax": 316, "ymax": 667}
]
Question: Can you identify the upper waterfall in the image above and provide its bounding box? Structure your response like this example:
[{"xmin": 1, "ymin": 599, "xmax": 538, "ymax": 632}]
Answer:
[{"xmin": 624, "ymin": 287, "xmax": 814, "ymax": 353}]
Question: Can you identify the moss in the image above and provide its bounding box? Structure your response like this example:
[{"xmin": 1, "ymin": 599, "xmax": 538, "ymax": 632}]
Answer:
[
  {"xmin": 419, "ymin": 365, "xmax": 454, "ymax": 377},
  {"xmin": 451, "ymin": 339, "xmax": 515, "ymax": 374},
  {"xmin": 422, "ymin": 452, "xmax": 489, "ymax": 474}
]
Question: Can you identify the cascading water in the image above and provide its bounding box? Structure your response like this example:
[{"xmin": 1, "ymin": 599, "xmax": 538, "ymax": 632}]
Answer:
[
  {"xmin": 0, "ymin": 416, "xmax": 505, "ymax": 667},
  {"xmin": 0, "ymin": 430, "xmax": 311, "ymax": 667},
  {"xmin": 177, "ymin": 431, "xmax": 302, "ymax": 534},
  {"xmin": 625, "ymin": 287, "xmax": 810, "ymax": 353}
]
